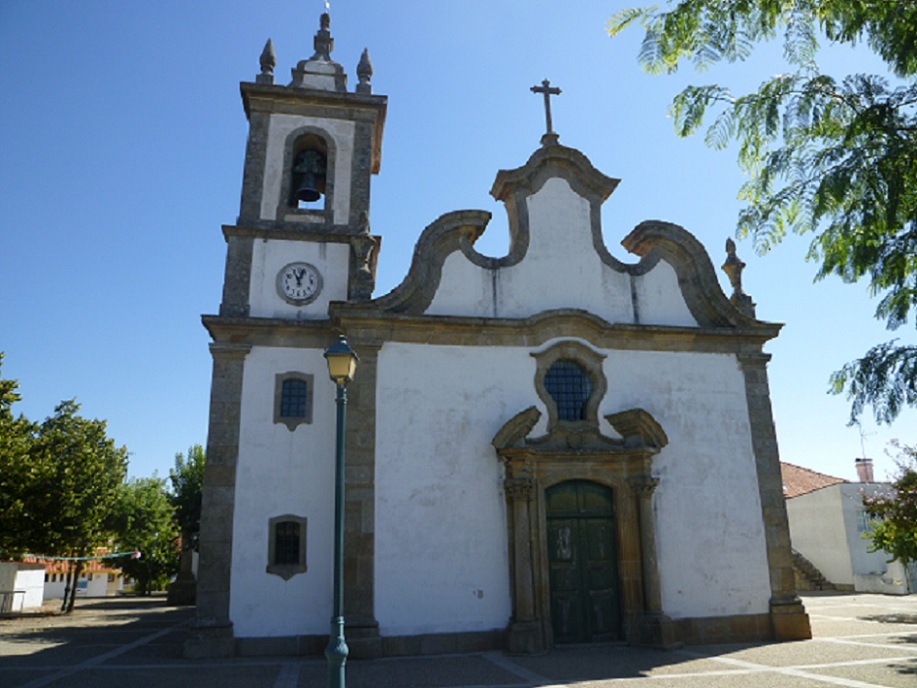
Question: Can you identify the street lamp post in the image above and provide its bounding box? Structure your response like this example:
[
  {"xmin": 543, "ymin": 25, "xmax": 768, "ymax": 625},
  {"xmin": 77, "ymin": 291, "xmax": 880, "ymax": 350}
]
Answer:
[{"xmin": 324, "ymin": 335, "xmax": 358, "ymax": 688}]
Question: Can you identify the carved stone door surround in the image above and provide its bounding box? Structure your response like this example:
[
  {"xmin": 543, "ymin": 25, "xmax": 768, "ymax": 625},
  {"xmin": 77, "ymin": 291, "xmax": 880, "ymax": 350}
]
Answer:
[{"xmin": 493, "ymin": 406, "xmax": 677, "ymax": 653}]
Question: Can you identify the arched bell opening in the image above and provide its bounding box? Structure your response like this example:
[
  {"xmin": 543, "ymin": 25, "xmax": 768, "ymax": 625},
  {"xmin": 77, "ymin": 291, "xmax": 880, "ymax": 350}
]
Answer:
[
  {"xmin": 290, "ymin": 134, "xmax": 328, "ymax": 208},
  {"xmin": 275, "ymin": 127, "xmax": 337, "ymax": 225}
]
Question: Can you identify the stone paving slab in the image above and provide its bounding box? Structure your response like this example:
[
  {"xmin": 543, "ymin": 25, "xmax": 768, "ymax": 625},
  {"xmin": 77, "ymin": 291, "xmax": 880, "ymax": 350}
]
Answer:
[
  {"xmin": 2, "ymin": 593, "xmax": 917, "ymax": 688},
  {"xmin": 809, "ymin": 660, "xmax": 917, "ymax": 688}
]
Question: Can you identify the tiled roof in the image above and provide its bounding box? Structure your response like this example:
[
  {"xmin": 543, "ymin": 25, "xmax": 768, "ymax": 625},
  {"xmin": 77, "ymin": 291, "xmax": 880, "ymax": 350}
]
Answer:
[{"xmin": 781, "ymin": 462, "xmax": 846, "ymax": 498}]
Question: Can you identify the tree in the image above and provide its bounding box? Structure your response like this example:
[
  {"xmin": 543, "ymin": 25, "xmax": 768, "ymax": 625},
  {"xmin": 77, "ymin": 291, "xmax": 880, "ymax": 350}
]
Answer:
[
  {"xmin": 169, "ymin": 444, "xmax": 205, "ymax": 552},
  {"xmin": 863, "ymin": 441, "xmax": 917, "ymax": 565},
  {"xmin": 0, "ymin": 353, "xmax": 37, "ymax": 557},
  {"xmin": 29, "ymin": 400, "xmax": 129, "ymax": 612},
  {"xmin": 166, "ymin": 445, "xmax": 204, "ymax": 605},
  {"xmin": 609, "ymin": 1, "xmax": 917, "ymax": 424},
  {"xmin": 110, "ymin": 477, "xmax": 179, "ymax": 595}
]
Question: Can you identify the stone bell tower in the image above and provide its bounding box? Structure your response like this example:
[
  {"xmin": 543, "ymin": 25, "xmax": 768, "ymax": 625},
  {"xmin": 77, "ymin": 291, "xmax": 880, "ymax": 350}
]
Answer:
[
  {"xmin": 221, "ymin": 12, "xmax": 387, "ymax": 322},
  {"xmin": 187, "ymin": 13, "xmax": 386, "ymax": 659}
]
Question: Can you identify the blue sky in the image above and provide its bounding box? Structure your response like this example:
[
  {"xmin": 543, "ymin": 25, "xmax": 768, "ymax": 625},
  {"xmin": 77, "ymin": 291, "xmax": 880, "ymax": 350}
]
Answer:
[{"xmin": 1, "ymin": 0, "xmax": 913, "ymax": 482}]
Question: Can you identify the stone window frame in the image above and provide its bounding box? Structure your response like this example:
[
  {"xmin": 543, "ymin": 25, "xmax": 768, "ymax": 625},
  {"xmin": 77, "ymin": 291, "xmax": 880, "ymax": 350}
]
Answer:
[
  {"xmin": 267, "ymin": 514, "xmax": 307, "ymax": 580},
  {"xmin": 274, "ymin": 372, "xmax": 314, "ymax": 431},
  {"xmin": 277, "ymin": 126, "xmax": 337, "ymax": 225},
  {"xmin": 531, "ymin": 341, "xmax": 607, "ymax": 432}
]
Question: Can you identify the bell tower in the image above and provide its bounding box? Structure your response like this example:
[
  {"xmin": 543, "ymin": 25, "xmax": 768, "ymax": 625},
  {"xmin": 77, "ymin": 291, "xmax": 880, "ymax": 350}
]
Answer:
[
  {"xmin": 221, "ymin": 12, "xmax": 386, "ymax": 321},
  {"xmin": 188, "ymin": 13, "xmax": 386, "ymax": 660}
]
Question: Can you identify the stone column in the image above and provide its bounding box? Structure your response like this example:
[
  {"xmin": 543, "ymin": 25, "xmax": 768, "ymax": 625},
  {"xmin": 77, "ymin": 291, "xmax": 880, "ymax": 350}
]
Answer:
[
  {"xmin": 738, "ymin": 351, "xmax": 811, "ymax": 641},
  {"xmin": 504, "ymin": 476, "xmax": 544, "ymax": 654},
  {"xmin": 629, "ymin": 474, "xmax": 680, "ymax": 648},
  {"xmin": 342, "ymin": 342, "xmax": 382, "ymax": 658},
  {"xmin": 629, "ymin": 475, "xmax": 661, "ymax": 612},
  {"xmin": 184, "ymin": 342, "xmax": 250, "ymax": 658}
]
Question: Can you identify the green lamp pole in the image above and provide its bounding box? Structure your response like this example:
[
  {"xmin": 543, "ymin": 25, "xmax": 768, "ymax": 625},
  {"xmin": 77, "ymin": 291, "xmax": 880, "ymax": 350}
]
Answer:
[{"xmin": 324, "ymin": 335, "xmax": 358, "ymax": 688}]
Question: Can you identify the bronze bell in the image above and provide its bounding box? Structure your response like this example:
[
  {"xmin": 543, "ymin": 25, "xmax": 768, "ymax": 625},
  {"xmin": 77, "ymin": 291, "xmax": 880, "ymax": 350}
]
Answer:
[
  {"xmin": 294, "ymin": 173, "xmax": 321, "ymax": 203},
  {"xmin": 293, "ymin": 149, "xmax": 326, "ymax": 204}
]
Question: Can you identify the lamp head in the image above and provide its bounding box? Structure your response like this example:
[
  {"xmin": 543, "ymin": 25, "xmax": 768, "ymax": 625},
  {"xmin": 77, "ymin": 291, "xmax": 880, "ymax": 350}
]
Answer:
[{"xmin": 324, "ymin": 335, "xmax": 358, "ymax": 383}]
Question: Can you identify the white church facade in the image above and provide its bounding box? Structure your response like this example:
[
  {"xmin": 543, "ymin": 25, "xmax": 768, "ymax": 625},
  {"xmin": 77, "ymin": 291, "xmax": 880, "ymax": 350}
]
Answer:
[{"xmin": 187, "ymin": 14, "xmax": 811, "ymax": 658}]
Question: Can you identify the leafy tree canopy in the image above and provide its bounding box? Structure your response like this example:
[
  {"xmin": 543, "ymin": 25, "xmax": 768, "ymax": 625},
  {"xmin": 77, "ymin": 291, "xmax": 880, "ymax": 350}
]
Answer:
[
  {"xmin": 111, "ymin": 476, "xmax": 179, "ymax": 595},
  {"xmin": 27, "ymin": 400, "xmax": 129, "ymax": 558},
  {"xmin": 169, "ymin": 444, "xmax": 205, "ymax": 551},
  {"xmin": 609, "ymin": 1, "xmax": 917, "ymax": 424},
  {"xmin": 863, "ymin": 441, "xmax": 917, "ymax": 565},
  {"xmin": 0, "ymin": 353, "xmax": 37, "ymax": 557}
]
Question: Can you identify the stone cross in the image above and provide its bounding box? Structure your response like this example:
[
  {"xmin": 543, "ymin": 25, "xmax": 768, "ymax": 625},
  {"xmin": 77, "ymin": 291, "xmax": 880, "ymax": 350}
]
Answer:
[{"xmin": 531, "ymin": 79, "xmax": 561, "ymax": 137}]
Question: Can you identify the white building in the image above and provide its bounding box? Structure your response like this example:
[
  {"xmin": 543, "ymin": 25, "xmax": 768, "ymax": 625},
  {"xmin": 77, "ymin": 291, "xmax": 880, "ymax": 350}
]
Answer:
[
  {"xmin": 187, "ymin": 13, "xmax": 810, "ymax": 658},
  {"xmin": 0, "ymin": 562, "xmax": 45, "ymax": 613},
  {"xmin": 783, "ymin": 461, "xmax": 915, "ymax": 595}
]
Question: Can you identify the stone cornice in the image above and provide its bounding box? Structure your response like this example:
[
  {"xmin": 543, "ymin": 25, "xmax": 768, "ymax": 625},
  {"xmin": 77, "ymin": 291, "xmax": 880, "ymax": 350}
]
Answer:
[
  {"xmin": 240, "ymin": 81, "xmax": 387, "ymax": 174},
  {"xmin": 221, "ymin": 223, "xmax": 379, "ymax": 243},
  {"xmin": 201, "ymin": 308, "xmax": 780, "ymax": 353}
]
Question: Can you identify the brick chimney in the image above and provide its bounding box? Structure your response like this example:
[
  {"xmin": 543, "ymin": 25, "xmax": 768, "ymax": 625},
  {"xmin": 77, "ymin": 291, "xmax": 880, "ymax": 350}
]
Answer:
[{"xmin": 855, "ymin": 458, "xmax": 874, "ymax": 483}]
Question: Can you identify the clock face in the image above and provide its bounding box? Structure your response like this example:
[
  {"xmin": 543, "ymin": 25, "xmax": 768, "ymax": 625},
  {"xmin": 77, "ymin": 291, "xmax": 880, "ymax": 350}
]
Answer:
[{"xmin": 277, "ymin": 262, "xmax": 322, "ymax": 305}]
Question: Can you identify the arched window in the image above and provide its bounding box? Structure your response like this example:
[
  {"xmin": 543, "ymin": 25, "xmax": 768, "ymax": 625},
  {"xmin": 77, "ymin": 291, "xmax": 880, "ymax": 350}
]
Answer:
[{"xmin": 544, "ymin": 359, "xmax": 593, "ymax": 421}]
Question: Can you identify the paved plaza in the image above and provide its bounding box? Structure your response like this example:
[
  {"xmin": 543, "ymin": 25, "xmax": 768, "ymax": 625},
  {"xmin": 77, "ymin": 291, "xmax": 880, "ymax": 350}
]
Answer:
[{"xmin": 1, "ymin": 593, "xmax": 915, "ymax": 687}]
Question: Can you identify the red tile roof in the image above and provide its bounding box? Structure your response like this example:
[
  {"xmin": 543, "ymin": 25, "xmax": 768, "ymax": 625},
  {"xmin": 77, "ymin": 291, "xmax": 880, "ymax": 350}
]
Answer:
[{"xmin": 781, "ymin": 462, "xmax": 846, "ymax": 498}]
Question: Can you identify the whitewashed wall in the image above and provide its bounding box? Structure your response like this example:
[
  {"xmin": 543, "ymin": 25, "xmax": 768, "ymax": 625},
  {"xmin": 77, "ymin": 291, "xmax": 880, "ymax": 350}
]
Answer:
[
  {"xmin": 786, "ymin": 487, "xmax": 852, "ymax": 585},
  {"xmin": 230, "ymin": 345, "xmax": 339, "ymax": 637},
  {"xmin": 0, "ymin": 563, "xmax": 44, "ymax": 611},
  {"xmin": 608, "ymin": 350, "xmax": 772, "ymax": 618},
  {"xmin": 374, "ymin": 343, "xmax": 526, "ymax": 636},
  {"xmin": 248, "ymin": 239, "xmax": 350, "ymax": 319},
  {"xmin": 373, "ymin": 341, "xmax": 772, "ymax": 635}
]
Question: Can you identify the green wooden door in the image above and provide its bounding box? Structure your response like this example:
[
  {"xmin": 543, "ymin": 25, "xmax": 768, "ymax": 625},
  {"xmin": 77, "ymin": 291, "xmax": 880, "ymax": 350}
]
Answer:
[{"xmin": 546, "ymin": 481, "xmax": 621, "ymax": 643}]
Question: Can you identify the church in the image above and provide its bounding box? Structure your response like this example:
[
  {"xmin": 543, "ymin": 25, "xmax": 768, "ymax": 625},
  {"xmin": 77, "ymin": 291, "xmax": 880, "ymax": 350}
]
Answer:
[{"xmin": 186, "ymin": 13, "xmax": 811, "ymax": 658}]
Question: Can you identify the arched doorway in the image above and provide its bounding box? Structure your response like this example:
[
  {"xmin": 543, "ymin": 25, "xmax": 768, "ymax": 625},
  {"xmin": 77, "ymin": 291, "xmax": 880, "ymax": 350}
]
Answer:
[{"xmin": 546, "ymin": 481, "xmax": 621, "ymax": 643}]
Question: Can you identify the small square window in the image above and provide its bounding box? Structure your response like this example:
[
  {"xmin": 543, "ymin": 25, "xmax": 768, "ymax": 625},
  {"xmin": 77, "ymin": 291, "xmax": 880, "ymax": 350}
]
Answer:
[
  {"xmin": 274, "ymin": 372, "xmax": 314, "ymax": 430},
  {"xmin": 280, "ymin": 379, "xmax": 308, "ymax": 418},
  {"xmin": 267, "ymin": 515, "xmax": 307, "ymax": 580}
]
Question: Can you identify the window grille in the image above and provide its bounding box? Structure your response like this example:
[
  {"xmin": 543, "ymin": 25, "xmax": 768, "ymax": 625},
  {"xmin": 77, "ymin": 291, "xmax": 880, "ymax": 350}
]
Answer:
[
  {"xmin": 545, "ymin": 359, "xmax": 592, "ymax": 421},
  {"xmin": 280, "ymin": 378, "xmax": 308, "ymax": 418},
  {"xmin": 274, "ymin": 521, "xmax": 301, "ymax": 565}
]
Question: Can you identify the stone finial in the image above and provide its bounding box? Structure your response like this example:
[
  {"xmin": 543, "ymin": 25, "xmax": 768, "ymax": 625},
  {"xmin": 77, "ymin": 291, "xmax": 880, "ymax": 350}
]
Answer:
[
  {"xmin": 257, "ymin": 39, "xmax": 276, "ymax": 84},
  {"xmin": 311, "ymin": 12, "xmax": 334, "ymax": 61},
  {"xmin": 356, "ymin": 48, "xmax": 373, "ymax": 94},
  {"xmin": 290, "ymin": 12, "xmax": 347, "ymax": 91},
  {"xmin": 721, "ymin": 238, "xmax": 757, "ymax": 317}
]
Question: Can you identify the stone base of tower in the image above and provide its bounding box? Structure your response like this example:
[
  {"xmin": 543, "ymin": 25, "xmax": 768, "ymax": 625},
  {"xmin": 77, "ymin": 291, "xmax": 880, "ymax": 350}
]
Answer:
[{"xmin": 183, "ymin": 623, "xmax": 235, "ymax": 659}]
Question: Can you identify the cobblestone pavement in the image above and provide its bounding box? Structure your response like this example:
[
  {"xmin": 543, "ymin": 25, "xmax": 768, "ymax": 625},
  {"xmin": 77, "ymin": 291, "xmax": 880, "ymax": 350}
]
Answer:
[{"xmin": 1, "ymin": 593, "xmax": 915, "ymax": 687}]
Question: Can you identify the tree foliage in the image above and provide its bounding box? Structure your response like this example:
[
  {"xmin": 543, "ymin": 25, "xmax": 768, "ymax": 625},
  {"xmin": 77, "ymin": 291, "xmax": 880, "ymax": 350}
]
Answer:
[
  {"xmin": 169, "ymin": 444, "xmax": 205, "ymax": 552},
  {"xmin": 31, "ymin": 400, "xmax": 129, "ymax": 611},
  {"xmin": 863, "ymin": 441, "xmax": 917, "ymax": 565},
  {"xmin": 27, "ymin": 401, "xmax": 129, "ymax": 556},
  {"xmin": 0, "ymin": 353, "xmax": 37, "ymax": 557},
  {"xmin": 110, "ymin": 477, "xmax": 179, "ymax": 595},
  {"xmin": 609, "ymin": 1, "xmax": 917, "ymax": 424},
  {"xmin": 0, "ymin": 356, "xmax": 130, "ymax": 612}
]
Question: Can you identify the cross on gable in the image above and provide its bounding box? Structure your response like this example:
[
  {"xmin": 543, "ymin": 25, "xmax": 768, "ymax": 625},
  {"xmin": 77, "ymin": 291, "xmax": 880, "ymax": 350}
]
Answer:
[{"xmin": 531, "ymin": 79, "xmax": 561, "ymax": 142}]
